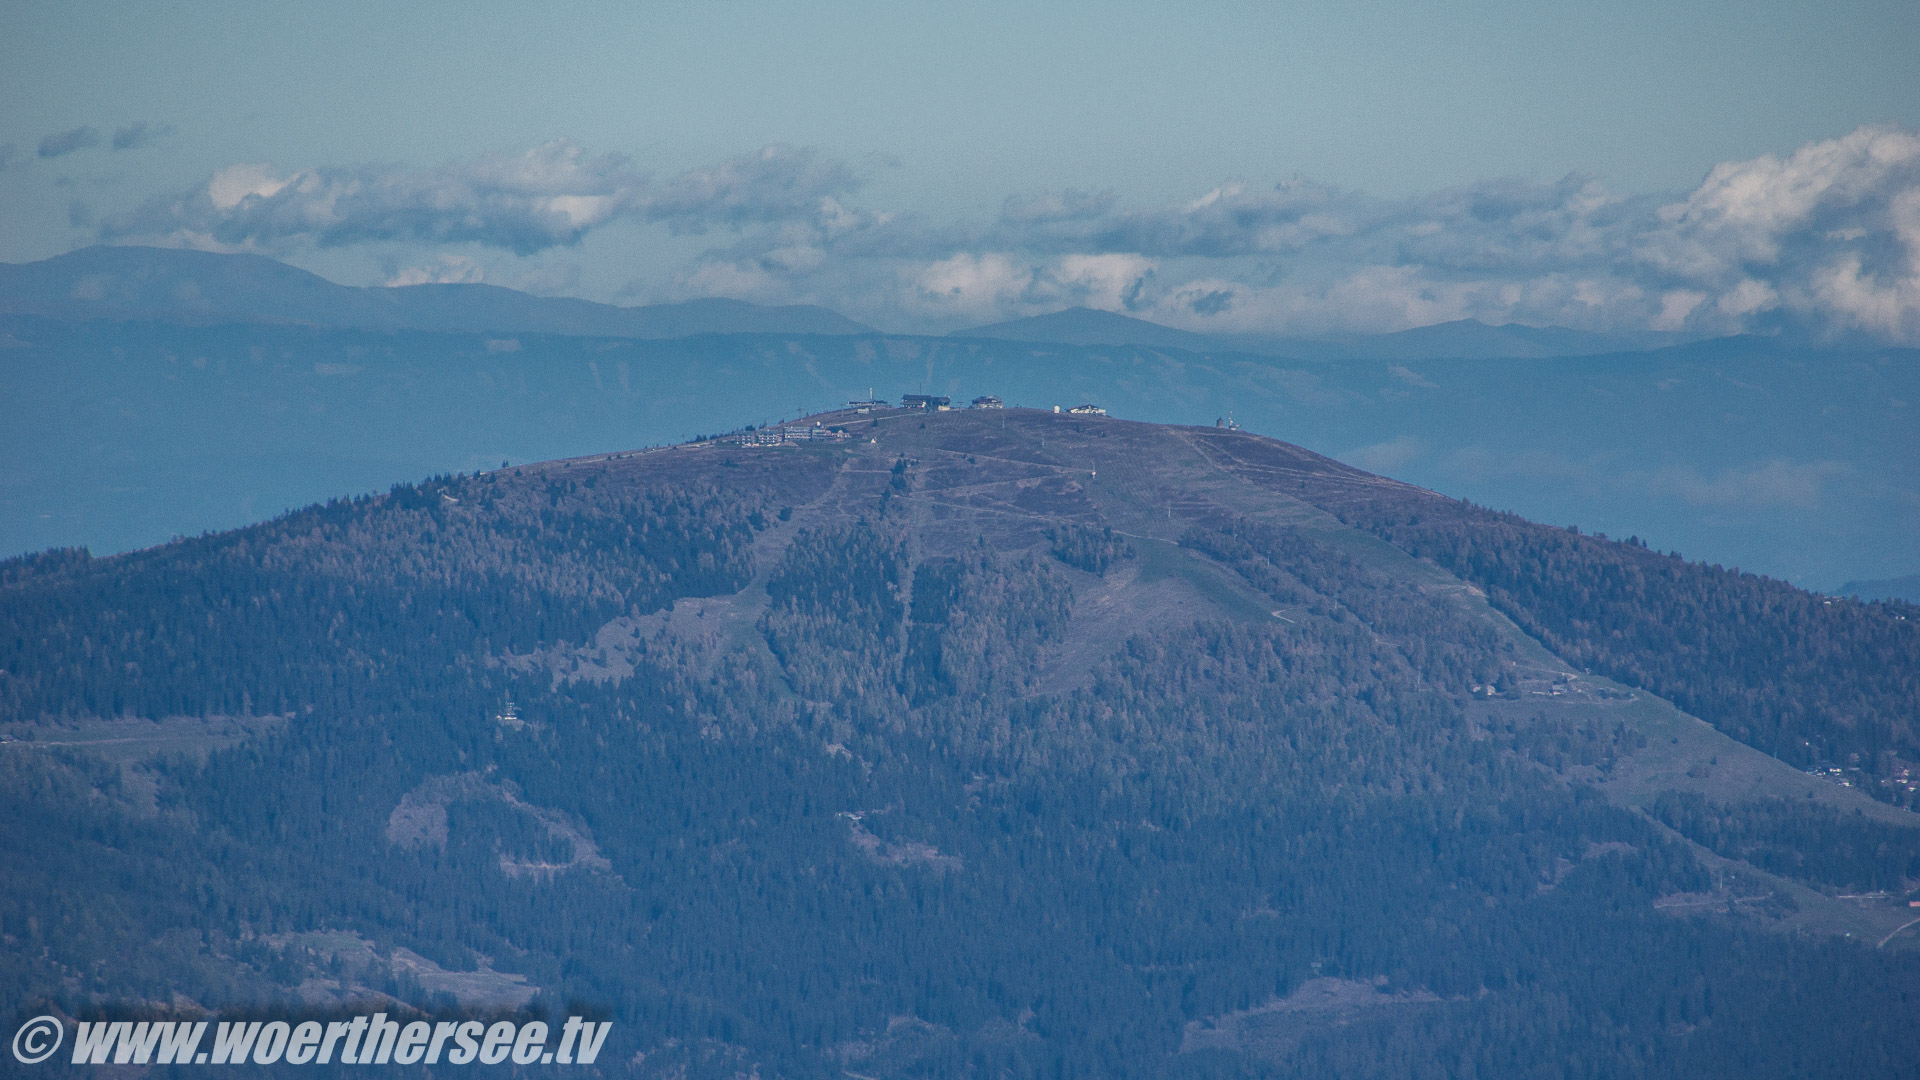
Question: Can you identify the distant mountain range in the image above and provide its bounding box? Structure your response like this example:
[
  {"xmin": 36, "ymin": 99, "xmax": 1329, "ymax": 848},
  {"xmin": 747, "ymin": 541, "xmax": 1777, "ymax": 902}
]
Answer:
[
  {"xmin": 4, "ymin": 246, "xmax": 1706, "ymax": 360},
  {"xmin": 958, "ymin": 306, "xmax": 1703, "ymax": 360},
  {"xmin": 0, "ymin": 246, "xmax": 875, "ymax": 337},
  {"xmin": 1840, "ymin": 574, "xmax": 1920, "ymax": 602},
  {"xmin": 959, "ymin": 306, "xmax": 1223, "ymax": 351}
]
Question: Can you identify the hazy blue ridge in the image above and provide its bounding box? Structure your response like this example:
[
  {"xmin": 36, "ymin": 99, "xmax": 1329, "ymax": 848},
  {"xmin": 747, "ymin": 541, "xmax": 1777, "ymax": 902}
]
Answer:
[
  {"xmin": 1840, "ymin": 574, "xmax": 1920, "ymax": 602},
  {"xmin": 0, "ymin": 245, "xmax": 874, "ymax": 337},
  {"xmin": 9, "ymin": 247, "xmax": 1694, "ymax": 359},
  {"xmin": 3, "ymin": 313, "xmax": 1914, "ymax": 589},
  {"xmin": 957, "ymin": 304, "xmax": 1706, "ymax": 360}
]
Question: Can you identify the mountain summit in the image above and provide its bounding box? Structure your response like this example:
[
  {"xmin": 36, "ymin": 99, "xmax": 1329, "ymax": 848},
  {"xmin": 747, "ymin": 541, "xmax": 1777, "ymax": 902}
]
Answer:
[{"xmin": 5, "ymin": 406, "xmax": 1918, "ymax": 1077}]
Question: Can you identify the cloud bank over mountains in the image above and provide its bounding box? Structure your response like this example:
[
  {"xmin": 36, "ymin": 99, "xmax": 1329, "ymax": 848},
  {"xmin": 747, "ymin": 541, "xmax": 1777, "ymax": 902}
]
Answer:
[
  {"xmin": 88, "ymin": 126, "xmax": 1920, "ymax": 342},
  {"xmin": 98, "ymin": 142, "xmax": 858, "ymax": 258}
]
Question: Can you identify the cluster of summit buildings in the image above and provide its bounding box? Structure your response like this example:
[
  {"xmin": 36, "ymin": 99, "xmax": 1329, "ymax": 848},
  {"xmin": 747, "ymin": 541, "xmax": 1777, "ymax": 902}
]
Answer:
[
  {"xmin": 849, "ymin": 394, "xmax": 1104, "ymax": 416},
  {"xmin": 849, "ymin": 393, "xmax": 1003, "ymax": 412},
  {"xmin": 730, "ymin": 393, "xmax": 1107, "ymax": 447}
]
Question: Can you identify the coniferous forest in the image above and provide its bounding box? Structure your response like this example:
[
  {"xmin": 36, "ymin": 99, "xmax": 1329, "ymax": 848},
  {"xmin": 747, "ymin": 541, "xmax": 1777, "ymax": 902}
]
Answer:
[{"xmin": 4, "ymin": 408, "xmax": 1920, "ymax": 1078}]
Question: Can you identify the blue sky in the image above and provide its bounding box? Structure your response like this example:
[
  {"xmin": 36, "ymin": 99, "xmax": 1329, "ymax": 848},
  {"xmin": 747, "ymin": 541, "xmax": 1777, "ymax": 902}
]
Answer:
[{"xmin": 4, "ymin": 0, "xmax": 1919, "ymax": 336}]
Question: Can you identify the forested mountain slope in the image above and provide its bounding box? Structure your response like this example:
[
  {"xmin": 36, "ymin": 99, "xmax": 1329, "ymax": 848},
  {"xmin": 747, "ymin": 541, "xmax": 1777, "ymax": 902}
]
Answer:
[
  {"xmin": 1325, "ymin": 496, "xmax": 1920, "ymax": 794},
  {"xmin": 4, "ymin": 408, "xmax": 1920, "ymax": 1078}
]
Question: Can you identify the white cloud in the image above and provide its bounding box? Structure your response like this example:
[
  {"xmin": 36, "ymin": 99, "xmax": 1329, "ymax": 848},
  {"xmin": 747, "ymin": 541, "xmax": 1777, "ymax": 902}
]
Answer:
[
  {"xmin": 385, "ymin": 254, "xmax": 486, "ymax": 286},
  {"xmin": 921, "ymin": 125, "xmax": 1920, "ymax": 340},
  {"xmin": 1109, "ymin": 266, "xmax": 1490, "ymax": 336},
  {"xmin": 1631, "ymin": 125, "xmax": 1920, "ymax": 337},
  {"xmin": 100, "ymin": 140, "xmax": 644, "ymax": 254},
  {"xmin": 207, "ymin": 163, "xmax": 290, "ymax": 211},
  {"xmin": 1000, "ymin": 189, "xmax": 1113, "ymax": 225},
  {"xmin": 1649, "ymin": 127, "xmax": 1920, "ymax": 268},
  {"xmin": 1652, "ymin": 290, "xmax": 1707, "ymax": 331},
  {"xmin": 644, "ymin": 144, "xmax": 858, "ymax": 234},
  {"xmin": 894, "ymin": 252, "xmax": 1159, "ymax": 324},
  {"xmin": 1053, "ymin": 253, "xmax": 1154, "ymax": 309},
  {"xmin": 98, "ymin": 141, "xmax": 857, "ymax": 257},
  {"xmin": 910, "ymin": 253, "xmax": 1030, "ymax": 320},
  {"xmin": 82, "ymin": 126, "xmax": 1920, "ymax": 341}
]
